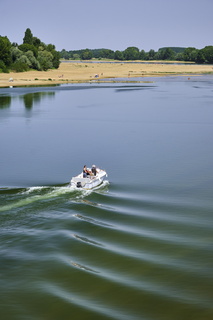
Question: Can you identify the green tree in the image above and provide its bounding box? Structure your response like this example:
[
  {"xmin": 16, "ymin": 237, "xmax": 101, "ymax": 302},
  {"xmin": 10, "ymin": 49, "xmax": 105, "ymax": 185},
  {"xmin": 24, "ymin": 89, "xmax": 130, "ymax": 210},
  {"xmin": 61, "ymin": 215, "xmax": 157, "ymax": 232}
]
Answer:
[
  {"xmin": 0, "ymin": 60, "xmax": 9, "ymax": 73},
  {"xmin": 157, "ymin": 48, "xmax": 175, "ymax": 60},
  {"xmin": 46, "ymin": 44, "xmax": 60, "ymax": 68},
  {"xmin": 23, "ymin": 28, "xmax": 33, "ymax": 45},
  {"xmin": 176, "ymin": 52, "xmax": 184, "ymax": 61},
  {"xmin": 11, "ymin": 61, "xmax": 29, "ymax": 72},
  {"xmin": 73, "ymin": 53, "xmax": 80, "ymax": 60},
  {"xmin": 60, "ymin": 49, "xmax": 70, "ymax": 60},
  {"xmin": 195, "ymin": 50, "xmax": 205, "ymax": 63},
  {"xmin": 202, "ymin": 46, "xmax": 213, "ymax": 64},
  {"xmin": 0, "ymin": 36, "xmax": 12, "ymax": 67},
  {"xmin": 46, "ymin": 44, "xmax": 56, "ymax": 52},
  {"xmin": 99, "ymin": 49, "xmax": 114, "ymax": 59},
  {"xmin": 139, "ymin": 50, "xmax": 147, "ymax": 60},
  {"xmin": 183, "ymin": 47, "xmax": 197, "ymax": 61},
  {"xmin": 165, "ymin": 48, "xmax": 175, "ymax": 60},
  {"xmin": 148, "ymin": 49, "xmax": 156, "ymax": 60},
  {"xmin": 114, "ymin": 50, "xmax": 124, "ymax": 60},
  {"xmin": 80, "ymin": 49, "xmax": 93, "ymax": 60},
  {"xmin": 190, "ymin": 49, "xmax": 198, "ymax": 62},
  {"xmin": 11, "ymin": 46, "xmax": 22, "ymax": 62},
  {"xmin": 18, "ymin": 43, "xmax": 38, "ymax": 58},
  {"xmin": 51, "ymin": 50, "xmax": 60, "ymax": 68},
  {"xmin": 37, "ymin": 49, "xmax": 53, "ymax": 70},
  {"xmin": 17, "ymin": 54, "xmax": 31, "ymax": 65},
  {"xmin": 25, "ymin": 50, "xmax": 40, "ymax": 69},
  {"xmin": 32, "ymin": 37, "xmax": 41, "ymax": 48},
  {"xmin": 123, "ymin": 47, "xmax": 140, "ymax": 60}
]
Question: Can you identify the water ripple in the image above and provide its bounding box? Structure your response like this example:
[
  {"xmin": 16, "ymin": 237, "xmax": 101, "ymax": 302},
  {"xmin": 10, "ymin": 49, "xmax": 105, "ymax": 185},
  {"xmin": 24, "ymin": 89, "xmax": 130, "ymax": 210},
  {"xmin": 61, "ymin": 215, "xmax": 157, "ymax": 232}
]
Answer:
[
  {"xmin": 0, "ymin": 182, "xmax": 212, "ymax": 320},
  {"xmin": 73, "ymin": 213, "xmax": 114, "ymax": 228},
  {"xmin": 72, "ymin": 233, "xmax": 104, "ymax": 247}
]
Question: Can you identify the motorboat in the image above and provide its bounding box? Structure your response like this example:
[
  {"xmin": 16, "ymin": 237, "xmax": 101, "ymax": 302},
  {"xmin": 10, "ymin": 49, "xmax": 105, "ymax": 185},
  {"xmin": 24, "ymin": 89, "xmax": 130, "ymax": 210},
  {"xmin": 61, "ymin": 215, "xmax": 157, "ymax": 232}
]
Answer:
[{"xmin": 70, "ymin": 167, "xmax": 107, "ymax": 190}]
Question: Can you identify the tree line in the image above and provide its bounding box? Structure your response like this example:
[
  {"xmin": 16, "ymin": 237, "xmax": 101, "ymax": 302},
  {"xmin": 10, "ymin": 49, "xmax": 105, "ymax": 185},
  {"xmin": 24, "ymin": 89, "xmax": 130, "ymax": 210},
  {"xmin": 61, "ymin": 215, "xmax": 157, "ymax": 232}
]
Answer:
[
  {"xmin": 60, "ymin": 46, "xmax": 213, "ymax": 64},
  {"xmin": 0, "ymin": 28, "xmax": 60, "ymax": 73}
]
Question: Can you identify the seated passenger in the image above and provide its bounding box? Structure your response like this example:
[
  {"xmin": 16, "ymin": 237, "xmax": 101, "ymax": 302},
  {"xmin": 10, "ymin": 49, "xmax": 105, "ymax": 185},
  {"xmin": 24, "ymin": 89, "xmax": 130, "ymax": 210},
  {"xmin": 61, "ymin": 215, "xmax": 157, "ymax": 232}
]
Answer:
[
  {"xmin": 91, "ymin": 165, "xmax": 97, "ymax": 176},
  {"xmin": 83, "ymin": 165, "xmax": 91, "ymax": 178}
]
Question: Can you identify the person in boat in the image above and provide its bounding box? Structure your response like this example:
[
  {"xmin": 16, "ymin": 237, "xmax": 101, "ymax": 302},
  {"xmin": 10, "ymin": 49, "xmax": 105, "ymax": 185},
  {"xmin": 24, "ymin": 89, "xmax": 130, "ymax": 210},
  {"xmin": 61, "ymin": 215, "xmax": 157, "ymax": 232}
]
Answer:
[
  {"xmin": 91, "ymin": 164, "xmax": 97, "ymax": 176},
  {"xmin": 83, "ymin": 165, "xmax": 91, "ymax": 178}
]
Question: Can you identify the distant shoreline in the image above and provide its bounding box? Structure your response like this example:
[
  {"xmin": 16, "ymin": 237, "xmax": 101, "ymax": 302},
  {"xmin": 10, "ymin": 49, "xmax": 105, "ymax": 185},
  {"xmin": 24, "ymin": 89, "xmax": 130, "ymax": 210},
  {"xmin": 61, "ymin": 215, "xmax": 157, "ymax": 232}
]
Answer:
[
  {"xmin": 60, "ymin": 59, "xmax": 196, "ymax": 64},
  {"xmin": 0, "ymin": 61, "xmax": 213, "ymax": 88}
]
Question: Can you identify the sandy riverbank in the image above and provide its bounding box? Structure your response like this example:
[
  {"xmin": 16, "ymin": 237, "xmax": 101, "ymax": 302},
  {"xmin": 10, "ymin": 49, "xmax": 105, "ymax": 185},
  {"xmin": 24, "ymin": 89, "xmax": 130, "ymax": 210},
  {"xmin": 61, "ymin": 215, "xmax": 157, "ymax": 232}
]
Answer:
[{"xmin": 0, "ymin": 61, "xmax": 213, "ymax": 87}]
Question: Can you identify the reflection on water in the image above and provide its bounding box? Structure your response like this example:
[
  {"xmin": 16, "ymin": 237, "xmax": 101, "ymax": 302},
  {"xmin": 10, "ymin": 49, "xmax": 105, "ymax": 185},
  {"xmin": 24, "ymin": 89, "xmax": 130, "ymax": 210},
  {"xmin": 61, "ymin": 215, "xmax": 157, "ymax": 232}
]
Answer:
[
  {"xmin": 0, "ymin": 95, "xmax": 11, "ymax": 108},
  {"xmin": 0, "ymin": 91, "xmax": 55, "ymax": 109},
  {"xmin": 20, "ymin": 91, "xmax": 55, "ymax": 109}
]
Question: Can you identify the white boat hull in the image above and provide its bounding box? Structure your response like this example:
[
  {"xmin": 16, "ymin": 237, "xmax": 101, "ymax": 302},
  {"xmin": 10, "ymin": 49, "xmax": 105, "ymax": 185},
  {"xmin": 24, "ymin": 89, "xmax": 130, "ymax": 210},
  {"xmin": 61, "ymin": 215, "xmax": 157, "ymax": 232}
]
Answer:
[{"xmin": 70, "ymin": 169, "xmax": 107, "ymax": 190}]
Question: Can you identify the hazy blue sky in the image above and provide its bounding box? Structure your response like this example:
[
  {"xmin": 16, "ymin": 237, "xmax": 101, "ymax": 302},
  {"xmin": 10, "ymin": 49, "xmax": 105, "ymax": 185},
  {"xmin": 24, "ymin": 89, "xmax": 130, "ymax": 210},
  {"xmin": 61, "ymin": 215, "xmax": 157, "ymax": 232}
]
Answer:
[{"xmin": 1, "ymin": 0, "xmax": 212, "ymax": 51}]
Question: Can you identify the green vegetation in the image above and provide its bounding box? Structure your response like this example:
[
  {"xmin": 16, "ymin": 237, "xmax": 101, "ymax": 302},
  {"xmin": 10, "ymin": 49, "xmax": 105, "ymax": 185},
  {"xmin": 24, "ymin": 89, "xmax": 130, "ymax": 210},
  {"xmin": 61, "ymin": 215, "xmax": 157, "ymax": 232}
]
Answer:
[
  {"xmin": 0, "ymin": 28, "xmax": 60, "ymax": 73},
  {"xmin": 1, "ymin": 30, "xmax": 212, "ymax": 74},
  {"xmin": 0, "ymin": 36, "xmax": 12, "ymax": 72},
  {"xmin": 60, "ymin": 46, "xmax": 213, "ymax": 64}
]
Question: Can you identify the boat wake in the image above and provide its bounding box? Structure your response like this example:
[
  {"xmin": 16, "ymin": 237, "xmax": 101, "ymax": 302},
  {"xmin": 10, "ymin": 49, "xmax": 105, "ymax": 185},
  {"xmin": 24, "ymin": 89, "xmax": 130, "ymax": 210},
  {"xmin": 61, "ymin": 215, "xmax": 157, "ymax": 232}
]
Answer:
[{"xmin": 0, "ymin": 180, "xmax": 109, "ymax": 213}]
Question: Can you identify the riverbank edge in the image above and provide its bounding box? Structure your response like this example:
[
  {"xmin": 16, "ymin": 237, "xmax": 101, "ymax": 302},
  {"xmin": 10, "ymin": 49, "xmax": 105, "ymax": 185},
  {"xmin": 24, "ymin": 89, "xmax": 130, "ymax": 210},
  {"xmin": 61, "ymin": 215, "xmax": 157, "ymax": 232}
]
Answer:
[{"xmin": 0, "ymin": 61, "xmax": 213, "ymax": 88}]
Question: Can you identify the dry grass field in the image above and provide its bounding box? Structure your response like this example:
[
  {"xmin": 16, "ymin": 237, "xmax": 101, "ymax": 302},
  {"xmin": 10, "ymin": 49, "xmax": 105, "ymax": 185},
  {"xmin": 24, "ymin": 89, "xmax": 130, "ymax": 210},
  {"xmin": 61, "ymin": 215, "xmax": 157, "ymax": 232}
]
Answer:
[{"xmin": 0, "ymin": 61, "xmax": 213, "ymax": 87}]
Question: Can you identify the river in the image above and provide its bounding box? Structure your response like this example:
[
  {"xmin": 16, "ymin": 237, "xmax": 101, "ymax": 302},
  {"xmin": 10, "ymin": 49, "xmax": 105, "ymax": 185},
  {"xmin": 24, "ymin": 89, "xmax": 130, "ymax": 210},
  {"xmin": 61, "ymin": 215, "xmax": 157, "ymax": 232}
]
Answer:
[{"xmin": 0, "ymin": 76, "xmax": 213, "ymax": 320}]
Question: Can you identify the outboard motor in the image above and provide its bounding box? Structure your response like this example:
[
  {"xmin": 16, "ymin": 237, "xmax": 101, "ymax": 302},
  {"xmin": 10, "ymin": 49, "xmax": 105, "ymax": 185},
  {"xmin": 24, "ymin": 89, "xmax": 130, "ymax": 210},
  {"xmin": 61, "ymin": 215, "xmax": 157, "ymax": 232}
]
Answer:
[{"xmin": 76, "ymin": 182, "xmax": 82, "ymax": 188}]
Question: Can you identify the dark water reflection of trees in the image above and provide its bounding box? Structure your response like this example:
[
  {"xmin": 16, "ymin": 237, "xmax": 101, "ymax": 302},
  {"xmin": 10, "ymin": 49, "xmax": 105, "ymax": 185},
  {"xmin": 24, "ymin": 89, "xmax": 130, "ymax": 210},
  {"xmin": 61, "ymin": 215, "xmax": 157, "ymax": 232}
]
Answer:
[
  {"xmin": 20, "ymin": 92, "xmax": 55, "ymax": 109},
  {"xmin": 0, "ymin": 91, "xmax": 55, "ymax": 109},
  {"xmin": 0, "ymin": 96, "xmax": 12, "ymax": 109}
]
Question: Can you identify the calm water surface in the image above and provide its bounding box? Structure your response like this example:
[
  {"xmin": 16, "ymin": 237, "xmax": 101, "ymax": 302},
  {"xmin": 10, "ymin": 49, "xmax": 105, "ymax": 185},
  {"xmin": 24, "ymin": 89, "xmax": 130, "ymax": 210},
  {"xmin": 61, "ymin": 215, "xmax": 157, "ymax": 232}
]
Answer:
[{"xmin": 0, "ymin": 76, "xmax": 213, "ymax": 320}]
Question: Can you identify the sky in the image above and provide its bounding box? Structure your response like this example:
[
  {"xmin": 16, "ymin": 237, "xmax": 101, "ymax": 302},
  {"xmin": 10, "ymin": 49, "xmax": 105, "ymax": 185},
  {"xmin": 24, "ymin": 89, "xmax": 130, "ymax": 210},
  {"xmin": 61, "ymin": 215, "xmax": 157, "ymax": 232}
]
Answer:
[{"xmin": 1, "ymin": 0, "xmax": 212, "ymax": 52}]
